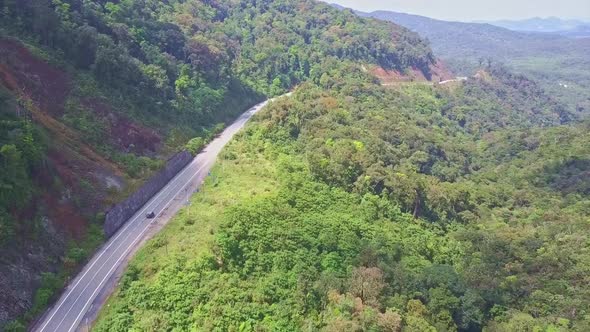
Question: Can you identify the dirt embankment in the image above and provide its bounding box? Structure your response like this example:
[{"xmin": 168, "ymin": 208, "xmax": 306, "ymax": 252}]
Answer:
[
  {"xmin": 82, "ymin": 98, "xmax": 162, "ymax": 154},
  {"xmin": 370, "ymin": 59, "xmax": 455, "ymax": 85},
  {"xmin": 0, "ymin": 39, "xmax": 69, "ymax": 116}
]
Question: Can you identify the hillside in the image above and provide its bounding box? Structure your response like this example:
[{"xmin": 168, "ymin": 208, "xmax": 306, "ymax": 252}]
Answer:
[
  {"xmin": 95, "ymin": 64, "xmax": 589, "ymax": 330},
  {"xmin": 2, "ymin": 1, "xmax": 589, "ymax": 331},
  {"xmin": 0, "ymin": 0, "xmax": 440, "ymax": 328},
  {"xmin": 352, "ymin": 9, "xmax": 590, "ymax": 117}
]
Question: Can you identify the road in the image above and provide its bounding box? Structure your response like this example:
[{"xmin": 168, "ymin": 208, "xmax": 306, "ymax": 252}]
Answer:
[
  {"xmin": 33, "ymin": 96, "xmax": 282, "ymax": 332},
  {"xmin": 439, "ymin": 76, "xmax": 468, "ymax": 85},
  {"xmin": 381, "ymin": 77, "xmax": 468, "ymax": 87}
]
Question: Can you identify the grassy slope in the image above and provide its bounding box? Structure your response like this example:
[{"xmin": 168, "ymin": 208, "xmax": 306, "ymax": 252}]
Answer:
[{"xmin": 94, "ymin": 130, "xmax": 280, "ymax": 328}]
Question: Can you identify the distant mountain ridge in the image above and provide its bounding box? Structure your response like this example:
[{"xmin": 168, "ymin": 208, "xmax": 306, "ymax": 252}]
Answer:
[
  {"xmin": 353, "ymin": 10, "xmax": 589, "ymax": 60},
  {"xmin": 477, "ymin": 17, "xmax": 590, "ymax": 34},
  {"xmin": 329, "ymin": 4, "xmax": 590, "ymax": 117}
]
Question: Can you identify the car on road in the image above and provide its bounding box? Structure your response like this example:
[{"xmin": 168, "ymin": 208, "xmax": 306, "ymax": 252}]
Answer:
[{"xmin": 146, "ymin": 212, "xmax": 156, "ymax": 219}]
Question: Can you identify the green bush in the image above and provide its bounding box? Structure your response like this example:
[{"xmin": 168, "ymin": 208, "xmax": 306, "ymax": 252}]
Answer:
[
  {"xmin": 3, "ymin": 320, "xmax": 26, "ymax": 332},
  {"xmin": 66, "ymin": 247, "xmax": 87, "ymax": 265},
  {"xmin": 28, "ymin": 273, "xmax": 62, "ymax": 316},
  {"xmin": 115, "ymin": 154, "xmax": 164, "ymax": 179},
  {"xmin": 186, "ymin": 137, "xmax": 205, "ymax": 156}
]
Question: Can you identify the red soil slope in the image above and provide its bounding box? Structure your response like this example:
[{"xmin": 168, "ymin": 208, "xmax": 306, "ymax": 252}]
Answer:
[{"xmin": 370, "ymin": 60, "xmax": 454, "ymax": 84}]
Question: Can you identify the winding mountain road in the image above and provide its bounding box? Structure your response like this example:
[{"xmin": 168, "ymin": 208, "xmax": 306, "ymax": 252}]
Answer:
[{"xmin": 33, "ymin": 96, "xmax": 284, "ymax": 332}]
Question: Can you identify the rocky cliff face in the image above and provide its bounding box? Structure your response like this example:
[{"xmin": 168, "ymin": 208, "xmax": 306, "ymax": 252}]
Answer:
[{"xmin": 0, "ymin": 218, "xmax": 65, "ymax": 324}]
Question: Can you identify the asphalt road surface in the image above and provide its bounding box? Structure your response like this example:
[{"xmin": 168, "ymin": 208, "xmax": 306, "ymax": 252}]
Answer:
[{"xmin": 33, "ymin": 96, "xmax": 282, "ymax": 332}]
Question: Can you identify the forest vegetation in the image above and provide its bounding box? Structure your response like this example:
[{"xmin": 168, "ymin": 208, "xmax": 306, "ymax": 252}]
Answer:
[{"xmin": 0, "ymin": 0, "xmax": 588, "ymax": 331}]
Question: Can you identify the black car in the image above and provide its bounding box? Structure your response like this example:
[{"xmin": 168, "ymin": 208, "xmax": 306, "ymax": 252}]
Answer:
[{"xmin": 146, "ymin": 212, "xmax": 156, "ymax": 219}]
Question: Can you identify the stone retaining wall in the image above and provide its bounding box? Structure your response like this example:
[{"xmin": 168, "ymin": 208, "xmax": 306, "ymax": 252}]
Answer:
[{"xmin": 103, "ymin": 151, "xmax": 192, "ymax": 237}]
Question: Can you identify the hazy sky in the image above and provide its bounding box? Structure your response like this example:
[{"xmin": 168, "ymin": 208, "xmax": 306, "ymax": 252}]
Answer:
[{"xmin": 326, "ymin": 0, "xmax": 590, "ymax": 21}]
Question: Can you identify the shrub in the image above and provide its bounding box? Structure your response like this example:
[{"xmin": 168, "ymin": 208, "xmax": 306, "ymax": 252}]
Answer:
[{"xmin": 186, "ymin": 137, "xmax": 205, "ymax": 156}]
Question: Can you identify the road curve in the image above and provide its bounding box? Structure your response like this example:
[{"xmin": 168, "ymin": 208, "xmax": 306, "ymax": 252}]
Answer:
[{"xmin": 33, "ymin": 96, "xmax": 284, "ymax": 332}]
